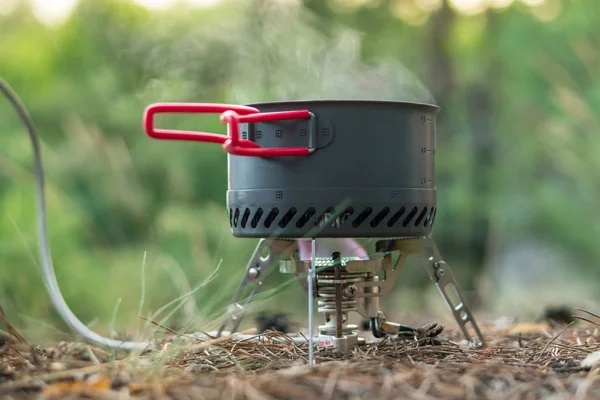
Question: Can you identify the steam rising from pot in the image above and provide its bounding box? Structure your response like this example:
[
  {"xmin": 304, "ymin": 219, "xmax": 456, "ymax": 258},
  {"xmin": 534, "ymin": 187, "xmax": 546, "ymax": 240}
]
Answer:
[
  {"xmin": 141, "ymin": 0, "xmax": 435, "ymax": 106},
  {"xmin": 227, "ymin": 0, "xmax": 436, "ymax": 105}
]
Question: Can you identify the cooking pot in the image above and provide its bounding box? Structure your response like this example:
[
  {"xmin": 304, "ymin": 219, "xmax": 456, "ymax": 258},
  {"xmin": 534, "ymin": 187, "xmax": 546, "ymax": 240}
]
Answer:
[{"xmin": 143, "ymin": 100, "xmax": 439, "ymax": 239}]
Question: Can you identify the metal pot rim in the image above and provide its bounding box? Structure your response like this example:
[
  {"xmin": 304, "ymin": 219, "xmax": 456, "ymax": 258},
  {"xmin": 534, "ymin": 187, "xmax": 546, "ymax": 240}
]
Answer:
[{"xmin": 245, "ymin": 99, "xmax": 440, "ymax": 112}]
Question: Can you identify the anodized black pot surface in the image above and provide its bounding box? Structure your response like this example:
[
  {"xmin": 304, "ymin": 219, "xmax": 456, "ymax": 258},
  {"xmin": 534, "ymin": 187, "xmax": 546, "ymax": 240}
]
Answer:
[{"xmin": 227, "ymin": 100, "xmax": 439, "ymax": 239}]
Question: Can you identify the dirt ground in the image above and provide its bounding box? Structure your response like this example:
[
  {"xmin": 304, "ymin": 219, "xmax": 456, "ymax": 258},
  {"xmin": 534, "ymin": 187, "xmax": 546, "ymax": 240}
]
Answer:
[{"xmin": 2, "ymin": 314, "xmax": 600, "ymax": 400}]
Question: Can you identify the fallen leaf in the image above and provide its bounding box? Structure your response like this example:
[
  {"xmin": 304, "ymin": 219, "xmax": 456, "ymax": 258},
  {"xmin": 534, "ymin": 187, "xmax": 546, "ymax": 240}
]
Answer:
[
  {"xmin": 40, "ymin": 376, "xmax": 111, "ymax": 399},
  {"xmin": 506, "ymin": 322, "xmax": 551, "ymax": 335}
]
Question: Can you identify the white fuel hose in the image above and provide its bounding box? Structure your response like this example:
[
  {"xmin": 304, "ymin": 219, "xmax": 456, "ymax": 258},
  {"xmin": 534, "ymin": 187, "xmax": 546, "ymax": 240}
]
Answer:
[{"xmin": 0, "ymin": 77, "xmax": 151, "ymax": 351}]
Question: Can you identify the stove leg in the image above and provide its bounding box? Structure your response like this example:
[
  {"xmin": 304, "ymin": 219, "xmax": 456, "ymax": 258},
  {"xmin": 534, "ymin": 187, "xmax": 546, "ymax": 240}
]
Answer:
[
  {"xmin": 216, "ymin": 239, "xmax": 297, "ymax": 337},
  {"xmin": 385, "ymin": 238, "xmax": 486, "ymax": 348}
]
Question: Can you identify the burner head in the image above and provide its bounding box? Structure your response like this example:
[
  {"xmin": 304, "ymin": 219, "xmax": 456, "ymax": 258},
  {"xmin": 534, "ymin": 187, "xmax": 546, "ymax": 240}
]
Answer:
[{"xmin": 227, "ymin": 100, "xmax": 438, "ymax": 239}]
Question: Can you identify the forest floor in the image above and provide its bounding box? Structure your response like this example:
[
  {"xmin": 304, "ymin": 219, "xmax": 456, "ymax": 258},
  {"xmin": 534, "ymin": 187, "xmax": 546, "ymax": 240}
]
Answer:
[{"xmin": 2, "ymin": 312, "xmax": 600, "ymax": 400}]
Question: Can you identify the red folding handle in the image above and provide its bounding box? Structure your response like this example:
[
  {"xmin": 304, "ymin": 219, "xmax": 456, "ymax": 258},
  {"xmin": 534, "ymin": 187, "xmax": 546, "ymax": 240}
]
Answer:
[{"xmin": 143, "ymin": 102, "xmax": 313, "ymax": 157}]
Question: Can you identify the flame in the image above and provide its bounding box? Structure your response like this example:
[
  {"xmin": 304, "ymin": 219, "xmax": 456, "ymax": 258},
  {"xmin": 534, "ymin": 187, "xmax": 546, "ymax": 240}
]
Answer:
[{"xmin": 296, "ymin": 238, "xmax": 369, "ymax": 260}]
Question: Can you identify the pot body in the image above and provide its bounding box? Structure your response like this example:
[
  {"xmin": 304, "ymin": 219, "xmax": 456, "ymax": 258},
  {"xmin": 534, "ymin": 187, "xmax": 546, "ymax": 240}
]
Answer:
[{"xmin": 227, "ymin": 100, "xmax": 439, "ymax": 239}]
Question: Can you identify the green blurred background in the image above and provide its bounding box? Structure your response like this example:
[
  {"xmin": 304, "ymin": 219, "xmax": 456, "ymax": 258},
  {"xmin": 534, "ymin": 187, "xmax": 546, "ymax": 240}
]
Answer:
[{"xmin": 2, "ymin": 0, "xmax": 600, "ymax": 342}]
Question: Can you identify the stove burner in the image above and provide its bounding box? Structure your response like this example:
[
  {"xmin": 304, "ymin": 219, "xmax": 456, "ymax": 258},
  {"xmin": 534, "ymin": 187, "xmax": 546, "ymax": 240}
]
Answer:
[{"xmin": 214, "ymin": 237, "xmax": 485, "ymax": 355}]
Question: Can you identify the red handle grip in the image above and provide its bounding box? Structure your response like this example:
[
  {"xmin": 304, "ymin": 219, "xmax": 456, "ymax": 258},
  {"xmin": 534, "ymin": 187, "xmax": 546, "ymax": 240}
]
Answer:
[{"xmin": 143, "ymin": 102, "xmax": 313, "ymax": 157}]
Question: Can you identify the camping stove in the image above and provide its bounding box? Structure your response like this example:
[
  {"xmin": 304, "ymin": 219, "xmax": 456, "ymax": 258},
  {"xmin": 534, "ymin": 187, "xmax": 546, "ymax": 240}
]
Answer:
[{"xmin": 143, "ymin": 100, "xmax": 486, "ymax": 353}]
